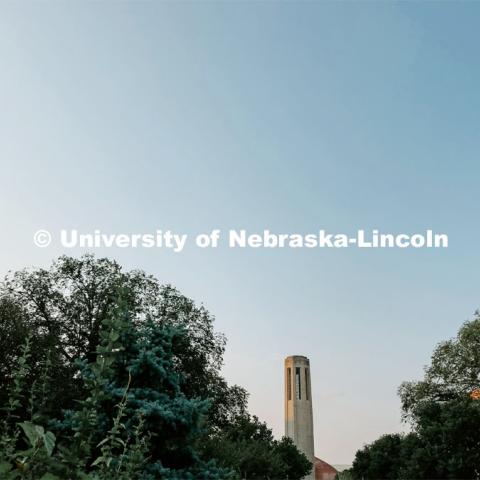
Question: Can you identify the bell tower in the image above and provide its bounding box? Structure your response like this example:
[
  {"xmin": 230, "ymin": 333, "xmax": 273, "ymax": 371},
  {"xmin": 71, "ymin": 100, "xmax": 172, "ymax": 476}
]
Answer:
[{"xmin": 285, "ymin": 355, "xmax": 315, "ymax": 480}]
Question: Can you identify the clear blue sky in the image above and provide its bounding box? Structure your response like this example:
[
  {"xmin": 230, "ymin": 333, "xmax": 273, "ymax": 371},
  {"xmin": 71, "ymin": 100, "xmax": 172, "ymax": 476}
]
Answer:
[{"xmin": 1, "ymin": 1, "xmax": 480, "ymax": 464}]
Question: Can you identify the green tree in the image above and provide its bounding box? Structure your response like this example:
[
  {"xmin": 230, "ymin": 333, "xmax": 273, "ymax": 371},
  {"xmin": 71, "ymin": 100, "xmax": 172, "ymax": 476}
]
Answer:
[
  {"xmin": 0, "ymin": 297, "xmax": 73, "ymax": 422},
  {"xmin": 0, "ymin": 292, "xmax": 231, "ymax": 479},
  {"xmin": 349, "ymin": 434, "xmax": 403, "ymax": 480},
  {"xmin": 349, "ymin": 314, "xmax": 480, "ymax": 480},
  {"xmin": 202, "ymin": 414, "xmax": 311, "ymax": 479},
  {"xmin": 276, "ymin": 436, "xmax": 313, "ymax": 480},
  {"xmin": 0, "ymin": 255, "xmax": 247, "ymax": 429},
  {"xmin": 350, "ymin": 399, "xmax": 480, "ymax": 480},
  {"xmin": 400, "ymin": 398, "xmax": 480, "ymax": 480},
  {"xmin": 399, "ymin": 315, "xmax": 480, "ymax": 422},
  {"xmin": 0, "ymin": 255, "xmax": 309, "ymax": 478}
]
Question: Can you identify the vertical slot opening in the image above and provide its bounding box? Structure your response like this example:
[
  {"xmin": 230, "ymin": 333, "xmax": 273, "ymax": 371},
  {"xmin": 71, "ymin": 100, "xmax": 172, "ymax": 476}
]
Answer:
[
  {"xmin": 287, "ymin": 367, "xmax": 292, "ymax": 401},
  {"xmin": 305, "ymin": 368, "xmax": 309, "ymax": 400},
  {"xmin": 295, "ymin": 367, "xmax": 301, "ymax": 400}
]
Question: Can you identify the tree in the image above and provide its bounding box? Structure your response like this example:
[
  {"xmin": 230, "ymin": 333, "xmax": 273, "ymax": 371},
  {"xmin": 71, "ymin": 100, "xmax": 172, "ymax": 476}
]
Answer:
[
  {"xmin": 401, "ymin": 398, "xmax": 480, "ymax": 479},
  {"xmin": 201, "ymin": 414, "xmax": 311, "ymax": 479},
  {"xmin": 0, "ymin": 255, "xmax": 310, "ymax": 478},
  {"xmin": 0, "ymin": 291, "xmax": 232, "ymax": 479},
  {"xmin": 0, "ymin": 297, "xmax": 73, "ymax": 419},
  {"xmin": 349, "ymin": 434, "xmax": 404, "ymax": 480},
  {"xmin": 348, "ymin": 314, "xmax": 480, "ymax": 480},
  {"xmin": 399, "ymin": 314, "xmax": 480, "ymax": 422},
  {"xmin": 350, "ymin": 398, "xmax": 480, "ymax": 480},
  {"xmin": 276, "ymin": 436, "xmax": 314, "ymax": 480},
  {"xmin": 0, "ymin": 255, "xmax": 247, "ymax": 428}
]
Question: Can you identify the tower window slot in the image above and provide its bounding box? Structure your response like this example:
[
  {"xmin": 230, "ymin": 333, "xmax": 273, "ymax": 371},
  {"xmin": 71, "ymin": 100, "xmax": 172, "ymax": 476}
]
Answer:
[
  {"xmin": 305, "ymin": 368, "xmax": 309, "ymax": 400},
  {"xmin": 287, "ymin": 368, "xmax": 292, "ymax": 400},
  {"xmin": 295, "ymin": 367, "xmax": 301, "ymax": 400}
]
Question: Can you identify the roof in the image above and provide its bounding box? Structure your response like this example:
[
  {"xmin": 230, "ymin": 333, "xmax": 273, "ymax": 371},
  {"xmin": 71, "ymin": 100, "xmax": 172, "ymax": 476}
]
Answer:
[{"xmin": 314, "ymin": 457, "xmax": 338, "ymax": 480}]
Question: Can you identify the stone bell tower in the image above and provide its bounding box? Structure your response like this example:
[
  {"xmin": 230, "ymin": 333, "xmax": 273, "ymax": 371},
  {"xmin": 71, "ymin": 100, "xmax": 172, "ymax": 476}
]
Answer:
[{"xmin": 285, "ymin": 355, "xmax": 315, "ymax": 480}]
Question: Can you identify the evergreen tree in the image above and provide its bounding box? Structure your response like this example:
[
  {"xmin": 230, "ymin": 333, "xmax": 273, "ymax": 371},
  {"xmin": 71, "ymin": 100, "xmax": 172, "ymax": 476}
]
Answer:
[
  {"xmin": 52, "ymin": 295, "xmax": 232, "ymax": 479},
  {"xmin": 0, "ymin": 255, "xmax": 247, "ymax": 430},
  {"xmin": 0, "ymin": 255, "xmax": 311, "ymax": 479},
  {"xmin": 0, "ymin": 292, "xmax": 232, "ymax": 479}
]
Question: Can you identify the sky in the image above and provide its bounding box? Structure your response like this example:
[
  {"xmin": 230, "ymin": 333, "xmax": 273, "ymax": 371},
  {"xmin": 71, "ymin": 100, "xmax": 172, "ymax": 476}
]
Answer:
[{"xmin": 1, "ymin": 1, "xmax": 480, "ymax": 465}]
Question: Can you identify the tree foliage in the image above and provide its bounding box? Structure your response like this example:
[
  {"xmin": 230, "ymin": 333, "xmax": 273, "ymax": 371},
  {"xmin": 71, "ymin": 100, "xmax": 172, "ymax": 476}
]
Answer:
[
  {"xmin": 202, "ymin": 414, "xmax": 311, "ymax": 479},
  {"xmin": 0, "ymin": 290, "xmax": 230, "ymax": 479},
  {"xmin": 349, "ymin": 314, "xmax": 480, "ymax": 480},
  {"xmin": 399, "ymin": 314, "xmax": 480, "ymax": 422},
  {"xmin": 0, "ymin": 255, "xmax": 310, "ymax": 479},
  {"xmin": 350, "ymin": 399, "xmax": 480, "ymax": 480},
  {"xmin": 0, "ymin": 255, "xmax": 246, "ymax": 428},
  {"xmin": 349, "ymin": 434, "xmax": 404, "ymax": 480}
]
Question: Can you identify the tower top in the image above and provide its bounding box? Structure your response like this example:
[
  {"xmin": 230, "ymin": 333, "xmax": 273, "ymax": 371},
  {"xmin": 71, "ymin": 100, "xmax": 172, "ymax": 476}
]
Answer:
[{"xmin": 284, "ymin": 355, "xmax": 310, "ymax": 364}]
